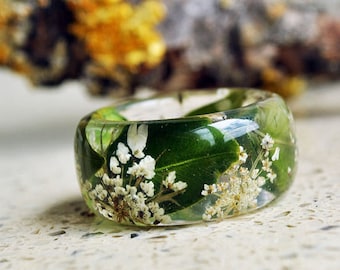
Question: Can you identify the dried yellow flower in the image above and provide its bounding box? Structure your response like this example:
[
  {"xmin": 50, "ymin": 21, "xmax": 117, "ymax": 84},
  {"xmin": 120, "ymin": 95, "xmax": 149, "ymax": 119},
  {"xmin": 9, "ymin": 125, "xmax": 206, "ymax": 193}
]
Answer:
[
  {"xmin": 262, "ymin": 68, "xmax": 306, "ymax": 98},
  {"xmin": 68, "ymin": 0, "xmax": 166, "ymax": 72},
  {"xmin": 0, "ymin": 0, "xmax": 14, "ymax": 64}
]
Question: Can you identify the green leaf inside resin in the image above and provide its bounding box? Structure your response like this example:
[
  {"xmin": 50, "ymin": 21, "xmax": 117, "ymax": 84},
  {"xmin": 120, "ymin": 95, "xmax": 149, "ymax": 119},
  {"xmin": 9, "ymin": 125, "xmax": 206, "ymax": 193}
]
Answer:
[
  {"xmin": 142, "ymin": 119, "xmax": 239, "ymax": 213},
  {"xmin": 85, "ymin": 107, "xmax": 126, "ymax": 156}
]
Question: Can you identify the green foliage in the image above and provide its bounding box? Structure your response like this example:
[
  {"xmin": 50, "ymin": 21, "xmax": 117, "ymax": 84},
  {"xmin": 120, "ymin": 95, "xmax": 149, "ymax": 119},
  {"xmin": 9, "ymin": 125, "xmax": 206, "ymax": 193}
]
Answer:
[{"xmin": 145, "ymin": 119, "xmax": 239, "ymax": 212}]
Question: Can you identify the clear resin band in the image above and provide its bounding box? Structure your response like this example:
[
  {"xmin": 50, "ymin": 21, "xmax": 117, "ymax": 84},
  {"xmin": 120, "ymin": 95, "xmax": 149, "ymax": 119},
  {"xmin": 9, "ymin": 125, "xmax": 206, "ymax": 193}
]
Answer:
[{"xmin": 74, "ymin": 88, "xmax": 297, "ymax": 226}]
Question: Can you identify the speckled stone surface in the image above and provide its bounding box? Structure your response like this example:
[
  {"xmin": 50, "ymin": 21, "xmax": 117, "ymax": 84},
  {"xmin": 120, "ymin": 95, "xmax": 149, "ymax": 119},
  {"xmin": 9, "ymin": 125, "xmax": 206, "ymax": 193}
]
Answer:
[{"xmin": 0, "ymin": 70, "xmax": 339, "ymax": 269}]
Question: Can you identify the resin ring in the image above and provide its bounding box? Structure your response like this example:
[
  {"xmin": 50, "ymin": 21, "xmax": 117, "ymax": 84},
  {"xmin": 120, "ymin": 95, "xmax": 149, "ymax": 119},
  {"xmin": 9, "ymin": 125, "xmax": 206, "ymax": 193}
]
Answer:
[{"xmin": 74, "ymin": 88, "xmax": 297, "ymax": 226}]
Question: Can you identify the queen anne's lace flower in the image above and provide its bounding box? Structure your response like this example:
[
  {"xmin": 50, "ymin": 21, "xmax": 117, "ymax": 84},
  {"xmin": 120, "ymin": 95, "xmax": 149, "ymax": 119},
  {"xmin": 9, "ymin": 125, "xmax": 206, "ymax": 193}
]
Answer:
[
  {"xmin": 87, "ymin": 123, "xmax": 188, "ymax": 225},
  {"xmin": 201, "ymin": 132, "xmax": 280, "ymax": 221}
]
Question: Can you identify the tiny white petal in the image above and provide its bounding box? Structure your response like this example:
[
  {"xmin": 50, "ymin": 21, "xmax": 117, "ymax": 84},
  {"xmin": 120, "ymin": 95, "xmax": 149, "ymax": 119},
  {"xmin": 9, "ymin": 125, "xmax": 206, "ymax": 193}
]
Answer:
[
  {"xmin": 267, "ymin": 172, "xmax": 277, "ymax": 183},
  {"xmin": 127, "ymin": 155, "xmax": 156, "ymax": 179},
  {"xmin": 102, "ymin": 173, "xmax": 114, "ymax": 186},
  {"xmin": 112, "ymin": 175, "xmax": 123, "ymax": 187},
  {"xmin": 261, "ymin": 133, "xmax": 274, "ymax": 150},
  {"xmin": 126, "ymin": 185, "xmax": 137, "ymax": 196},
  {"xmin": 262, "ymin": 158, "xmax": 272, "ymax": 172},
  {"xmin": 172, "ymin": 181, "xmax": 187, "ymax": 192},
  {"xmin": 271, "ymin": 147, "xmax": 280, "ymax": 161},
  {"xmin": 163, "ymin": 171, "xmax": 176, "ymax": 188},
  {"xmin": 239, "ymin": 146, "xmax": 248, "ymax": 163},
  {"xmin": 127, "ymin": 124, "xmax": 148, "ymax": 158},
  {"xmin": 166, "ymin": 171, "xmax": 176, "ymax": 183},
  {"xmin": 140, "ymin": 181, "xmax": 155, "ymax": 197},
  {"xmin": 201, "ymin": 184, "xmax": 217, "ymax": 196},
  {"xmin": 116, "ymin": 142, "xmax": 131, "ymax": 164},
  {"xmin": 110, "ymin": 156, "xmax": 121, "ymax": 174},
  {"xmin": 95, "ymin": 184, "xmax": 108, "ymax": 200},
  {"xmin": 114, "ymin": 186, "xmax": 127, "ymax": 196}
]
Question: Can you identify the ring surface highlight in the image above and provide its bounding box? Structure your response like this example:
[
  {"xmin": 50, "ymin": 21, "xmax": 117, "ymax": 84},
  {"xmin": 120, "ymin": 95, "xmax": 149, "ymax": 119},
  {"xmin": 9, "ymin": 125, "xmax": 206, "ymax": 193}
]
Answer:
[{"xmin": 75, "ymin": 88, "xmax": 297, "ymax": 226}]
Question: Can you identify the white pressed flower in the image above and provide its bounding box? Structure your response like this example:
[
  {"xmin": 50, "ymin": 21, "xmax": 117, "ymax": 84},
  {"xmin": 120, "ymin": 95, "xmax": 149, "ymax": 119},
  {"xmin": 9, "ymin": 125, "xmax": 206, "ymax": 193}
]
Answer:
[
  {"xmin": 261, "ymin": 133, "xmax": 274, "ymax": 150},
  {"xmin": 126, "ymin": 188, "xmax": 144, "ymax": 205},
  {"xmin": 267, "ymin": 172, "xmax": 277, "ymax": 183},
  {"xmin": 112, "ymin": 175, "xmax": 123, "ymax": 187},
  {"xmin": 228, "ymin": 174, "xmax": 239, "ymax": 185},
  {"xmin": 127, "ymin": 155, "xmax": 156, "ymax": 179},
  {"xmin": 166, "ymin": 171, "xmax": 176, "ymax": 183},
  {"xmin": 288, "ymin": 167, "xmax": 292, "ymax": 174},
  {"xmin": 114, "ymin": 186, "xmax": 127, "ymax": 196},
  {"xmin": 127, "ymin": 164, "xmax": 141, "ymax": 178},
  {"xmin": 89, "ymin": 190, "xmax": 97, "ymax": 200},
  {"xmin": 172, "ymin": 181, "xmax": 188, "ymax": 192},
  {"xmin": 131, "ymin": 203, "xmax": 151, "ymax": 223},
  {"xmin": 202, "ymin": 155, "xmax": 271, "ymax": 220},
  {"xmin": 139, "ymin": 156, "xmax": 156, "ymax": 179},
  {"xmin": 148, "ymin": 202, "xmax": 162, "ymax": 214},
  {"xmin": 162, "ymin": 171, "xmax": 176, "ymax": 189},
  {"xmin": 257, "ymin": 176, "xmax": 266, "ymax": 187},
  {"xmin": 140, "ymin": 181, "xmax": 155, "ymax": 197},
  {"xmin": 127, "ymin": 124, "xmax": 148, "ymax": 159},
  {"xmin": 202, "ymin": 206, "xmax": 216, "ymax": 221},
  {"xmin": 116, "ymin": 142, "xmax": 131, "ymax": 164},
  {"xmin": 239, "ymin": 167, "xmax": 249, "ymax": 176},
  {"xmin": 126, "ymin": 185, "xmax": 138, "ymax": 196},
  {"xmin": 251, "ymin": 169, "xmax": 260, "ymax": 179},
  {"xmin": 94, "ymin": 202, "xmax": 103, "ymax": 211},
  {"xmin": 201, "ymin": 184, "xmax": 218, "ymax": 196},
  {"xmin": 97, "ymin": 206, "xmax": 114, "ymax": 220},
  {"xmin": 102, "ymin": 173, "xmax": 115, "ymax": 186},
  {"xmin": 217, "ymin": 182, "xmax": 229, "ymax": 192},
  {"xmin": 262, "ymin": 158, "xmax": 272, "ymax": 172},
  {"xmin": 239, "ymin": 146, "xmax": 248, "ymax": 163},
  {"xmin": 110, "ymin": 156, "xmax": 121, "ymax": 174},
  {"xmin": 95, "ymin": 184, "xmax": 108, "ymax": 200},
  {"xmin": 271, "ymin": 147, "xmax": 280, "ymax": 161},
  {"xmin": 147, "ymin": 201, "xmax": 171, "ymax": 224}
]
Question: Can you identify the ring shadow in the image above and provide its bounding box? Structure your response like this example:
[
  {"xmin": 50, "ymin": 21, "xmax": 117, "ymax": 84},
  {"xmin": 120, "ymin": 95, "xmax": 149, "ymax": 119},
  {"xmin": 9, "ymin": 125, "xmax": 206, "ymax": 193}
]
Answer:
[{"xmin": 37, "ymin": 195, "xmax": 193, "ymax": 237}]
